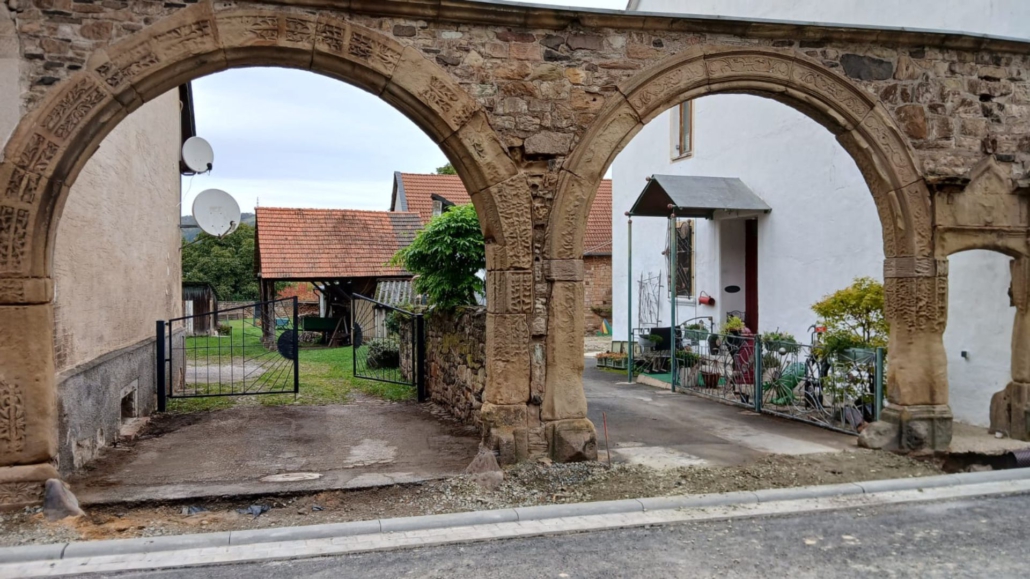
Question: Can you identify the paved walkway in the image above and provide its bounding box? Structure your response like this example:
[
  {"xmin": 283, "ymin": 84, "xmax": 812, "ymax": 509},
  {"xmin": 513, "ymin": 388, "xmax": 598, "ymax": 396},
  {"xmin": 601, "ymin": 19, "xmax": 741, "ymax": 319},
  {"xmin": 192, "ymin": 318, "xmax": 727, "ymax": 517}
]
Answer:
[
  {"xmin": 71, "ymin": 398, "xmax": 479, "ymax": 505},
  {"xmin": 584, "ymin": 361, "xmax": 855, "ymax": 469}
]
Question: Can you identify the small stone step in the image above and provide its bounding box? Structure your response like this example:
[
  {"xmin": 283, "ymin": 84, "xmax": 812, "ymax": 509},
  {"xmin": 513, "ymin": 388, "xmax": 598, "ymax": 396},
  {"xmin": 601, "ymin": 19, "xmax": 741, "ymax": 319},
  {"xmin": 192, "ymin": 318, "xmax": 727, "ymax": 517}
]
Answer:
[{"xmin": 119, "ymin": 417, "xmax": 150, "ymax": 442}]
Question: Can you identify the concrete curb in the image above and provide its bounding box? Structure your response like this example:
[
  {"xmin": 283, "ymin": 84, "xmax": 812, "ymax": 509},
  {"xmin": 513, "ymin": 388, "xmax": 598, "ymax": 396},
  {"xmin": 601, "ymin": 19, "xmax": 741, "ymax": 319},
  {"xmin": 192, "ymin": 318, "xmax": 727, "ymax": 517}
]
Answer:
[{"xmin": 3, "ymin": 468, "xmax": 1029, "ymax": 565}]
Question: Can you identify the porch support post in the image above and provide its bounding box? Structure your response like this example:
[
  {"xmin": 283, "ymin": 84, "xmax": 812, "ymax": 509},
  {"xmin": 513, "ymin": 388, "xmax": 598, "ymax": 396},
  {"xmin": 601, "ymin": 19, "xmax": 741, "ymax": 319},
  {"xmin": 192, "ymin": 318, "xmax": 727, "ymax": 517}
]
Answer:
[
  {"xmin": 860, "ymin": 258, "xmax": 952, "ymax": 452},
  {"xmin": 0, "ymin": 281, "xmax": 61, "ymax": 510},
  {"xmin": 669, "ymin": 211, "xmax": 678, "ymax": 391},
  {"xmin": 626, "ymin": 215, "xmax": 633, "ymax": 383},
  {"xmin": 990, "ymin": 257, "xmax": 1030, "ymax": 440}
]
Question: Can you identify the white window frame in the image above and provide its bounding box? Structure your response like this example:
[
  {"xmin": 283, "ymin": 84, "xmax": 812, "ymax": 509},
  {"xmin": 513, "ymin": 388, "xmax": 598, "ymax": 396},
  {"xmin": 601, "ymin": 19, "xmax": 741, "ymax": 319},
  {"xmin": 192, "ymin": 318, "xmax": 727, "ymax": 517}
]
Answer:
[{"xmin": 671, "ymin": 100, "xmax": 694, "ymax": 161}]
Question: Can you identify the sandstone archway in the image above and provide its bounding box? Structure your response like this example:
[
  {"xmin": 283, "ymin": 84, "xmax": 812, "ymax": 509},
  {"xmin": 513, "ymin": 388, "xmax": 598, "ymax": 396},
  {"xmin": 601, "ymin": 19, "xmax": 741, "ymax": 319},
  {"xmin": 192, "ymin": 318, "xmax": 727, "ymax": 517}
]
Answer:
[
  {"xmin": 550, "ymin": 46, "xmax": 949, "ymax": 451},
  {"xmin": 0, "ymin": 4, "xmax": 534, "ymax": 487}
]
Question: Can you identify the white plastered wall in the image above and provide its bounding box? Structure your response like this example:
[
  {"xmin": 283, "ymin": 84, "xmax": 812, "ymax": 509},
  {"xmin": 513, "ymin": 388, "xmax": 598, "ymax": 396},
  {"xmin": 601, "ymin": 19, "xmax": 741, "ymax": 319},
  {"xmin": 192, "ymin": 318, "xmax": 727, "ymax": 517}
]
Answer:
[{"xmin": 51, "ymin": 92, "xmax": 183, "ymax": 371}]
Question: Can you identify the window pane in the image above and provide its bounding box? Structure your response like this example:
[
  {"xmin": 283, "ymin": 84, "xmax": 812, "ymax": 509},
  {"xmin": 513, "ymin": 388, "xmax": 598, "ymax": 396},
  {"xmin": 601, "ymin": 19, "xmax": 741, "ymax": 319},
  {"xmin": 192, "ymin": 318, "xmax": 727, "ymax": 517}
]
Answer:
[{"xmin": 680, "ymin": 101, "xmax": 692, "ymax": 156}]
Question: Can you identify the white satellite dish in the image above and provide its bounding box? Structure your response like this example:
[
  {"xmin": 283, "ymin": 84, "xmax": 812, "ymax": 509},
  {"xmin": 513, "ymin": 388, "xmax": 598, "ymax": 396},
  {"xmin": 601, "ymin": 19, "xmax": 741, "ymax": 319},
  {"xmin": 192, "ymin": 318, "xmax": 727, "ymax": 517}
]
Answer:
[
  {"xmin": 192, "ymin": 189, "xmax": 241, "ymax": 237},
  {"xmin": 181, "ymin": 136, "xmax": 214, "ymax": 173}
]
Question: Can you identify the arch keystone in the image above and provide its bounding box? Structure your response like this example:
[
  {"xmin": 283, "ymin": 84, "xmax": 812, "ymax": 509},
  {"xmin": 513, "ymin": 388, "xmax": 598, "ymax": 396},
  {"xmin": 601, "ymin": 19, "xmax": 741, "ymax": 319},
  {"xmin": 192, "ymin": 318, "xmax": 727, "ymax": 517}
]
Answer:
[{"xmin": 214, "ymin": 9, "xmax": 318, "ymax": 69}]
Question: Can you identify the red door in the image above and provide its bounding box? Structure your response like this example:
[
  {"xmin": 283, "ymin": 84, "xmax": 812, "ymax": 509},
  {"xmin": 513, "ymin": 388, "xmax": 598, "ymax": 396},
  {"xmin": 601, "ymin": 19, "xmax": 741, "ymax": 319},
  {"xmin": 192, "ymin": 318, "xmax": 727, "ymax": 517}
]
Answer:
[{"xmin": 745, "ymin": 219, "xmax": 759, "ymax": 333}]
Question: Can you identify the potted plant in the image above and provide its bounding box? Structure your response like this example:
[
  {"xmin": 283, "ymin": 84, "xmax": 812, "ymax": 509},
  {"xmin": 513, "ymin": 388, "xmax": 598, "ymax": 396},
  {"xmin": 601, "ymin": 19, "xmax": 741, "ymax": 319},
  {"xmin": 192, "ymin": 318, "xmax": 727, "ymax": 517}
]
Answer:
[
  {"xmin": 646, "ymin": 333, "xmax": 665, "ymax": 351},
  {"xmin": 761, "ymin": 330, "xmax": 800, "ymax": 355},
  {"xmin": 683, "ymin": 322, "xmax": 709, "ymax": 344},
  {"xmin": 722, "ymin": 316, "xmax": 746, "ymax": 348},
  {"xmin": 610, "ymin": 351, "xmax": 628, "ymax": 369}
]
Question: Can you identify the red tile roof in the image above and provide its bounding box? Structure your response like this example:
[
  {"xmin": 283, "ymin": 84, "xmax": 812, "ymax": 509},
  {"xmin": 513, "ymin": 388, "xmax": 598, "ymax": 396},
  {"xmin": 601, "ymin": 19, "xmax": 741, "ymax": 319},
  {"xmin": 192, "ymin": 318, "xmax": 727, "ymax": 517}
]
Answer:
[
  {"xmin": 396, "ymin": 173, "xmax": 612, "ymax": 256},
  {"xmin": 255, "ymin": 207, "xmax": 421, "ymax": 280},
  {"xmin": 395, "ymin": 173, "xmax": 471, "ymax": 224}
]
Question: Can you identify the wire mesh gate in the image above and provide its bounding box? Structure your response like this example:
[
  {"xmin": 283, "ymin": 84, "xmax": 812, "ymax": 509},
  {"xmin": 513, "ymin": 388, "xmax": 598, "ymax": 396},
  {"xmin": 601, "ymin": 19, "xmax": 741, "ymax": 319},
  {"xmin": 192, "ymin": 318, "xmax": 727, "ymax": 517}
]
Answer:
[
  {"xmin": 351, "ymin": 292, "xmax": 426, "ymax": 402},
  {"xmin": 156, "ymin": 297, "xmax": 299, "ymax": 411}
]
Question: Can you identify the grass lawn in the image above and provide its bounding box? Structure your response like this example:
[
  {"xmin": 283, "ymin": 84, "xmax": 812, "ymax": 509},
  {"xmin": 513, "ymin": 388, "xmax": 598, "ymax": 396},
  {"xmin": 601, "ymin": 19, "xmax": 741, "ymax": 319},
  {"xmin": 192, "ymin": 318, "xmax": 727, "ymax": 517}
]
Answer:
[{"xmin": 168, "ymin": 323, "xmax": 414, "ymax": 413}]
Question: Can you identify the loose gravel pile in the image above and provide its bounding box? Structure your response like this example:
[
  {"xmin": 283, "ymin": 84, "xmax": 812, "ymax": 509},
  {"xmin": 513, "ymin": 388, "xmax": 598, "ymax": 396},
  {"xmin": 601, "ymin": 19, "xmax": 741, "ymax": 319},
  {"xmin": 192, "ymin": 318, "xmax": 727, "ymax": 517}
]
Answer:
[{"xmin": 0, "ymin": 450, "xmax": 940, "ymax": 547}]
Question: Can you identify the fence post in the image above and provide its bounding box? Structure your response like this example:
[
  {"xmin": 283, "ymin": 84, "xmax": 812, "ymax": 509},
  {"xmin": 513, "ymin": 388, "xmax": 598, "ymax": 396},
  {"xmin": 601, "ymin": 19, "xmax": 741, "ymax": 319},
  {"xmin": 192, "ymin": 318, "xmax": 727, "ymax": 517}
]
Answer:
[
  {"xmin": 874, "ymin": 347, "xmax": 885, "ymax": 422},
  {"xmin": 156, "ymin": 320, "xmax": 166, "ymax": 412},
  {"xmin": 293, "ymin": 296, "xmax": 300, "ymax": 395},
  {"xmin": 415, "ymin": 313, "xmax": 427, "ymax": 403},
  {"xmin": 754, "ymin": 337, "xmax": 762, "ymax": 413}
]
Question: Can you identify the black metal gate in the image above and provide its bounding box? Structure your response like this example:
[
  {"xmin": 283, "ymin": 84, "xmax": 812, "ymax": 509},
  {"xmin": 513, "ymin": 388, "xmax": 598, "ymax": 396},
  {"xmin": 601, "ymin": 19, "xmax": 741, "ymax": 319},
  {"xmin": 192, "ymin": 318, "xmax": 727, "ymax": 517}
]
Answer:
[
  {"xmin": 351, "ymin": 292, "xmax": 425, "ymax": 402},
  {"xmin": 157, "ymin": 297, "xmax": 299, "ymax": 411}
]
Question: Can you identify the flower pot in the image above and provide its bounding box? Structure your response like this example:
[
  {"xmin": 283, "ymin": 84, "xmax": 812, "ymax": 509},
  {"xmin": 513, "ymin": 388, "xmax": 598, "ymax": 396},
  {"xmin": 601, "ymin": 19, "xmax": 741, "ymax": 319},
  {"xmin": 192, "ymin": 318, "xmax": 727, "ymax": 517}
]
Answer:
[{"xmin": 701, "ymin": 371, "xmax": 720, "ymax": 389}]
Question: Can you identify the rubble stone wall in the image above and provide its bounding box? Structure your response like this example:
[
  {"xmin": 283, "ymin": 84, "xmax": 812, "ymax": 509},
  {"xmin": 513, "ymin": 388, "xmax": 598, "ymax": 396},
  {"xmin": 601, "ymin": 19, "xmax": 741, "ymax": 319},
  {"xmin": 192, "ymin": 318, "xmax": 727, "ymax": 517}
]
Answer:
[{"xmin": 423, "ymin": 307, "xmax": 487, "ymax": 429}]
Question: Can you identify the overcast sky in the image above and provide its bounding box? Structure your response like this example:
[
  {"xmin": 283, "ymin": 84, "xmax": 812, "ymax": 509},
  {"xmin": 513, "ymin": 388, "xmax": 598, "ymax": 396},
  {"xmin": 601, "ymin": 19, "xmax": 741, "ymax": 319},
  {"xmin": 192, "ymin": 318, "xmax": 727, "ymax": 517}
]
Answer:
[{"xmin": 181, "ymin": 0, "xmax": 628, "ymax": 216}]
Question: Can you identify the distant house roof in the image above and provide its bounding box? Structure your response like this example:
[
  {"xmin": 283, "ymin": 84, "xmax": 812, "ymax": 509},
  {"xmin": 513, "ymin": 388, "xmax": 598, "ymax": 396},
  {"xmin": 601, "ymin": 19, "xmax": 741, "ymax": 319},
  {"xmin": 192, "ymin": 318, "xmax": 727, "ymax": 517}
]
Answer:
[
  {"xmin": 392, "ymin": 172, "xmax": 471, "ymax": 224},
  {"xmin": 629, "ymin": 176, "xmax": 770, "ymax": 219},
  {"xmin": 255, "ymin": 207, "xmax": 421, "ymax": 280},
  {"xmin": 392, "ymin": 172, "xmax": 613, "ymax": 256},
  {"xmin": 375, "ymin": 279, "xmax": 418, "ymax": 306}
]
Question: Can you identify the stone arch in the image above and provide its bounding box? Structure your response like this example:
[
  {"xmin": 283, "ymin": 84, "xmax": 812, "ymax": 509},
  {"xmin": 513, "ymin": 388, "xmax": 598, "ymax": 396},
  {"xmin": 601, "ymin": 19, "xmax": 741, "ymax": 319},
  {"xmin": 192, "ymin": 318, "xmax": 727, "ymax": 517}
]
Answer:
[
  {"xmin": 0, "ymin": 2, "xmax": 529, "ymax": 285},
  {"xmin": 0, "ymin": 3, "xmax": 532, "ymax": 471},
  {"xmin": 549, "ymin": 45, "xmax": 952, "ymax": 449}
]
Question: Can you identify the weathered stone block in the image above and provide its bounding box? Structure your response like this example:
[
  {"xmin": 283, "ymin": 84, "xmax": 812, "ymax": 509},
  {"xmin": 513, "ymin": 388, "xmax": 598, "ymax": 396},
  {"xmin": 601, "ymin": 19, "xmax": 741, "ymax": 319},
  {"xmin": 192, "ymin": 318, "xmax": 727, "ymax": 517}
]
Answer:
[
  {"xmin": 546, "ymin": 419, "xmax": 597, "ymax": 462},
  {"xmin": 524, "ymin": 131, "xmax": 573, "ymax": 156},
  {"xmin": 542, "ymin": 282, "xmax": 587, "ymax": 421},
  {"xmin": 486, "ymin": 270, "xmax": 534, "ymax": 314},
  {"xmin": 441, "ymin": 112, "xmax": 518, "ymax": 194},
  {"xmin": 841, "ymin": 54, "xmax": 894, "ymax": 81},
  {"xmin": 384, "ymin": 46, "xmax": 479, "ymax": 140},
  {"xmin": 484, "ymin": 314, "xmax": 531, "ymax": 405},
  {"xmin": 43, "ymin": 478, "xmax": 83, "ymax": 521},
  {"xmin": 0, "ymin": 305, "xmax": 57, "ymax": 466},
  {"xmin": 215, "ymin": 10, "xmax": 316, "ymax": 69},
  {"xmin": 313, "ymin": 18, "xmax": 403, "ymax": 95}
]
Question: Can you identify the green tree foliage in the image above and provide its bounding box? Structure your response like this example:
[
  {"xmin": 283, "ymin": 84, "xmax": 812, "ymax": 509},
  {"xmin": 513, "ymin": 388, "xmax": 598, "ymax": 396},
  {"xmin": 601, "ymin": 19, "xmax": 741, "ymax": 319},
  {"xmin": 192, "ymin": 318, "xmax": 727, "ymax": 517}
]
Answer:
[
  {"xmin": 391, "ymin": 204, "xmax": 484, "ymax": 309},
  {"xmin": 435, "ymin": 163, "xmax": 457, "ymax": 175},
  {"xmin": 811, "ymin": 276, "xmax": 889, "ymax": 353},
  {"xmin": 181, "ymin": 223, "xmax": 260, "ymax": 301}
]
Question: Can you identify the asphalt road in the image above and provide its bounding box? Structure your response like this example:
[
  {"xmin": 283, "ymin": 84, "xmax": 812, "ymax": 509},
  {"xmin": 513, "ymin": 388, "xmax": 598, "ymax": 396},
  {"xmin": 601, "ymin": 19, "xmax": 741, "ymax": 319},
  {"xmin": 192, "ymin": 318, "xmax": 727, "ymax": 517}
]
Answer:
[{"xmin": 77, "ymin": 492, "xmax": 1030, "ymax": 578}]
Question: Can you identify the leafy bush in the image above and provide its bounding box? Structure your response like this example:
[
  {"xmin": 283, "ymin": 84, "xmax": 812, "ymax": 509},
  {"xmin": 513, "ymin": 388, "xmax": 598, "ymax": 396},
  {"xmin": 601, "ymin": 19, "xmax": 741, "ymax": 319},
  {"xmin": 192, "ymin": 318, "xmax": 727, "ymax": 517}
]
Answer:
[
  {"xmin": 811, "ymin": 276, "xmax": 888, "ymax": 356},
  {"xmin": 390, "ymin": 204, "xmax": 485, "ymax": 310},
  {"xmin": 366, "ymin": 339, "xmax": 400, "ymax": 369},
  {"xmin": 217, "ymin": 324, "xmax": 232, "ymax": 336},
  {"xmin": 384, "ymin": 310, "xmax": 405, "ymax": 336}
]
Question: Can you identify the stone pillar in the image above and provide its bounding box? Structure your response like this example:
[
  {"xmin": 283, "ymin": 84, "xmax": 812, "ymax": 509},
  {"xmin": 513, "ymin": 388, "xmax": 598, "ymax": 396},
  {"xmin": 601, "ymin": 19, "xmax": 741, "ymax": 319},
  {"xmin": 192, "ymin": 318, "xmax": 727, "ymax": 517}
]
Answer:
[
  {"xmin": 0, "ymin": 280, "xmax": 60, "ymax": 509},
  {"xmin": 539, "ymin": 260, "xmax": 597, "ymax": 463},
  {"xmin": 481, "ymin": 270, "xmax": 533, "ymax": 464},
  {"xmin": 990, "ymin": 257, "xmax": 1030, "ymax": 440},
  {"xmin": 860, "ymin": 258, "xmax": 952, "ymax": 452}
]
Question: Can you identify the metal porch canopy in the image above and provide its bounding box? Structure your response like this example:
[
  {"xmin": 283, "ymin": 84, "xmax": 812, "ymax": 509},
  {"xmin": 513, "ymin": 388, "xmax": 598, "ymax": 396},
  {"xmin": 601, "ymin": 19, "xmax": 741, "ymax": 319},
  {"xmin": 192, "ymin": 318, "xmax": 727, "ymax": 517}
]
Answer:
[{"xmin": 628, "ymin": 175, "xmax": 771, "ymax": 219}]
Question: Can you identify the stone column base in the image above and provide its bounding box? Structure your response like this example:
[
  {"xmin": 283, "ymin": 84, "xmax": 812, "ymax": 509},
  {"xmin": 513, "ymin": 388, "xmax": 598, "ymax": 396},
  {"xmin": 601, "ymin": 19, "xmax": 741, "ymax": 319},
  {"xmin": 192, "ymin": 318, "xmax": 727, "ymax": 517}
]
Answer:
[
  {"xmin": 545, "ymin": 418, "xmax": 598, "ymax": 463},
  {"xmin": 858, "ymin": 404, "xmax": 953, "ymax": 452},
  {"xmin": 990, "ymin": 382, "xmax": 1030, "ymax": 441},
  {"xmin": 481, "ymin": 402, "xmax": 530, "ymax": 465},
  {"xmin": 0, "ymin": 463, "xmax": 60, "ymax": 511}
]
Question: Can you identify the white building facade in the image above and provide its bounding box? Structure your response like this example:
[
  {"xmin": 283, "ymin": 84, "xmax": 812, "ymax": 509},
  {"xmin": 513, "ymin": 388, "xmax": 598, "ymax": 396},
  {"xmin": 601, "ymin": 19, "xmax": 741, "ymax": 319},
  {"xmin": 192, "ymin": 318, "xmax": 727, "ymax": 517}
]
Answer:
[{"xmin": 613, "ymin": 0, "xmax": 1030, "ymax": 427}]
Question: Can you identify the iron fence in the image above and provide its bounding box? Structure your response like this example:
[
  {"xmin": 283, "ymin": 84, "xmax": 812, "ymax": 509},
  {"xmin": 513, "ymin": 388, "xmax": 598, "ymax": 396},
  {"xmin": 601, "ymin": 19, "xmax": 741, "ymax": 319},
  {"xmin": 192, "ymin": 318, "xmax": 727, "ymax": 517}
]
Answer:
[
  {"xmin": 157, "ymin": 297, "xmax": 299, "ymax": 410},
  {"xmin": 637, "ymin": 327, "xmax": 885, "ymax": 435},
  {"xmin": 351, "ymin": 292, "xmax": 426, "ymax": 401},
  {"xmin": 678, "ymin": 330, "xmax": 757, "ymax": 409}
]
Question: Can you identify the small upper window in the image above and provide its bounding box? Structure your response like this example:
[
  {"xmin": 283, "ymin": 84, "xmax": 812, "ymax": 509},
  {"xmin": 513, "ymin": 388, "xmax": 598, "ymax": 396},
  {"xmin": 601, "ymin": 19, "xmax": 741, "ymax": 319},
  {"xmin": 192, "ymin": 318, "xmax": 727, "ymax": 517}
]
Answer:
[
  {"xmin": 673, "ymin": 100, "xmax": 693, "ymax": 160},
  {"xmin": 432, "ymin": 199, "xmax": 443, "ymax": 218}
]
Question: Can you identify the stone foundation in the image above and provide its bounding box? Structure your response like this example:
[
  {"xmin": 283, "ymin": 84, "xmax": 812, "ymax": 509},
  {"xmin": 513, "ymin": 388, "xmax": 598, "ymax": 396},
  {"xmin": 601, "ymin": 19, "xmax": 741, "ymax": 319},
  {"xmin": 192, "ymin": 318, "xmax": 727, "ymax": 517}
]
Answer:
[
  {"xmin": 990, "ymin": 382, "xmax": 1030, "ymax": 440},
  {"xmin": 859, "ymin": 404, "xmax": 953, "ymax": 452},
  {"xmin": 55, "ymin": 335, "xmax": 167, "ymax": 474},
  {"xmin": 0, "ymin": 463, "xmax": 59, "ymax": 512}
]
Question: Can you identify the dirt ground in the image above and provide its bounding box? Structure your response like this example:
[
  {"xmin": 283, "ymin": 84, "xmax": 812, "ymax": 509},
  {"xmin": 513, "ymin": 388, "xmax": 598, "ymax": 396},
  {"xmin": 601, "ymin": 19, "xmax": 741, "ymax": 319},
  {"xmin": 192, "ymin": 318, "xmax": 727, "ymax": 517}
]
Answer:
[
  {"xmin": 68, "ymin": 396, "xmax": 480, "ymax": 505},
  {"xmin": 0, "ymin": 450, "xmax": 941, "ymax": 547}
]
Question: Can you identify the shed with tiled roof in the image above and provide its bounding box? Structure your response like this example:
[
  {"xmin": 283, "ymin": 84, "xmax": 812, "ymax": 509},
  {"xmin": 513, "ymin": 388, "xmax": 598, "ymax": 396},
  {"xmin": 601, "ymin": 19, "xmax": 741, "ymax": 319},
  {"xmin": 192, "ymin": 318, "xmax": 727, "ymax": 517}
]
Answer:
[{"xmin": 255, "ymin": 207, "xmax": 420, "ymax": 281}]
